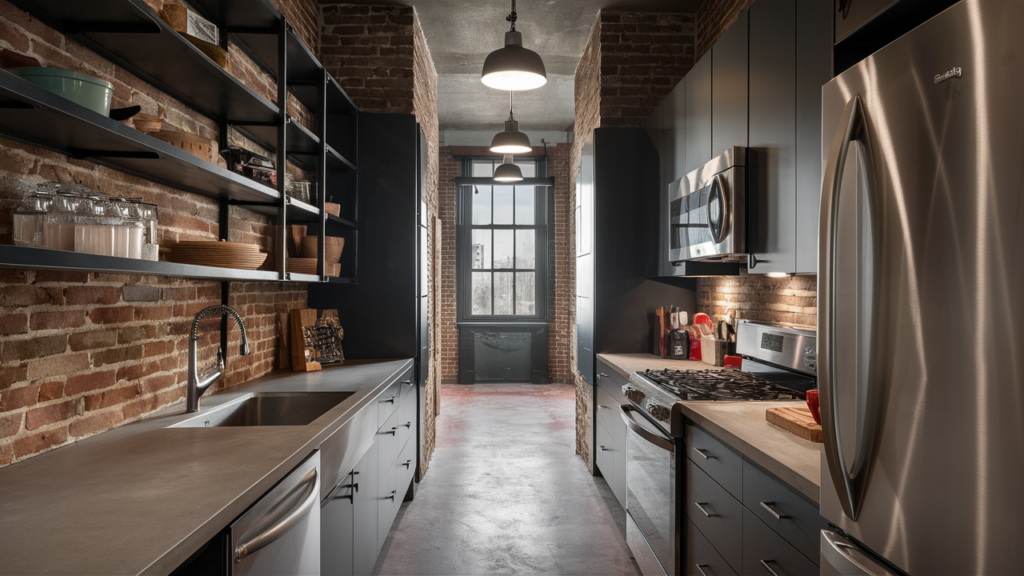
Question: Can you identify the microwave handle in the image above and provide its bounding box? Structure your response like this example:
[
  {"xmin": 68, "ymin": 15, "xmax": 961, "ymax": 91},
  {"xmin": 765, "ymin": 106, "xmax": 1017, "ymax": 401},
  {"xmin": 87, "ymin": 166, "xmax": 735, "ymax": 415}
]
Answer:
[{"xmin": 619, "ymin": 405, "xmax": 674, "ymax": 451}]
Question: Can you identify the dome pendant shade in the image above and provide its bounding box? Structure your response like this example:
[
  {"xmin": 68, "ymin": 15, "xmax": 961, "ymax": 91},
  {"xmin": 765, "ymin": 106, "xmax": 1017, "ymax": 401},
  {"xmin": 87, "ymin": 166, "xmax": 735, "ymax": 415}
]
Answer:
[
  {"xmin": 494, "ymin": 155, "xmax": 524, "ymax": 183},
  {"xmin": 481, "ymin": 31, "xmax": 547, "ymax": 91},
  {"xmin": 490, "ymin": 119, "xmax": 532, "ymax": 154}
]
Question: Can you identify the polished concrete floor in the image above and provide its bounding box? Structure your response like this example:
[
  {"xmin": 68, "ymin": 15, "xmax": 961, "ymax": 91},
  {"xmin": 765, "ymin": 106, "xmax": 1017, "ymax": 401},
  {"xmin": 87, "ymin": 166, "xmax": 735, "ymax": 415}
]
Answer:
[{"xmin": 374, "ymin": 384, "xmax": 641, "ymax": 576}]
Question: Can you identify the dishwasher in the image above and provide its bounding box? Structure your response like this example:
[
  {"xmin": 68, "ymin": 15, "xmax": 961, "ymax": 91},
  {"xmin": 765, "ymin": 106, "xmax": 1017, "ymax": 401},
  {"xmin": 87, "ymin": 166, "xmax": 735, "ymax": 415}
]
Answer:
[{"xmin": 230, "ymin": 451, "xmax": 321, "ymax": 576}]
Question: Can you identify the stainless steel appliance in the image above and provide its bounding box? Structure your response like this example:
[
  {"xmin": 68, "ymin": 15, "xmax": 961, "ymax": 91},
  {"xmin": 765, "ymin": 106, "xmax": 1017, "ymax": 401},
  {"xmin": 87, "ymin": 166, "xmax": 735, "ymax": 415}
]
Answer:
[
  {"xmin": 230, "ymin": 451, "xmax": 320, "ymax": 576},
  {"xmin": 622, "ymin": 321, "xmax": 815, "ymax": 575},
  {"xmin": 818, "ymin": 1, "xmax": 1024, "ymax": 573},
  {"xmin": 668, "ymin": 147, "xmax": 746, "ymax": 262}
]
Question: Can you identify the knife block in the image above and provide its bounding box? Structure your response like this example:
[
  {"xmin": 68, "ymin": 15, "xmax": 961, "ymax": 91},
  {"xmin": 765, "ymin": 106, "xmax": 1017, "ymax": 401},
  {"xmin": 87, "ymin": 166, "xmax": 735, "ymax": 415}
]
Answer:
[{"xmin": 700, "ymin": 336, "xmax": 729, "ymax": 367}]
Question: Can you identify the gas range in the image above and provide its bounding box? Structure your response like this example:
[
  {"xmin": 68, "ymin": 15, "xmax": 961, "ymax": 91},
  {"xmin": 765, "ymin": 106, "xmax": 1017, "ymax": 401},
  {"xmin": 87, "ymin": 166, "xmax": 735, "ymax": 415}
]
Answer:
[{"xmin": 624, "ymin": 321, "xmax": 817, "ymax": 431}]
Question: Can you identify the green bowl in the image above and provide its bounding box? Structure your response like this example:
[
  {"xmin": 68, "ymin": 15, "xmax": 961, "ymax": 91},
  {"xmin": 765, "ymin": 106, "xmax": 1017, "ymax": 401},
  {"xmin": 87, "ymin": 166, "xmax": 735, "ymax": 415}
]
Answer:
[{"xmin": 13, "ymin": 67, "xmax": 114, "ymax": 116}]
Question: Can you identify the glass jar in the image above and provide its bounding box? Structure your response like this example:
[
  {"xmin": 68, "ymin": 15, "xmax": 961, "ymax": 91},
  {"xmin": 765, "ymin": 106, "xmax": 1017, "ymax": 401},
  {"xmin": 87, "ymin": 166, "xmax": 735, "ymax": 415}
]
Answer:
[
  {"xmin": 13, "ymin": 194, "xmax": 50, "ymax": 248},
  {"xmin": 43, "ymin": 194, "xmax": 80, "ymax": 251}
]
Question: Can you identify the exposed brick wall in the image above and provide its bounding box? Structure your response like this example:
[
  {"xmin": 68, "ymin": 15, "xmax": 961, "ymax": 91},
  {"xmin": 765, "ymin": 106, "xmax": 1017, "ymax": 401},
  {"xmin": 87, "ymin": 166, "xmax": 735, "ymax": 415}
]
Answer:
[
  {"xmin": 435, "ymin": 144, "xmax": 573, "ymax": 386},
  {"xmin": 320, "ymin": 4, "xmax": 416, "ymax": 113},
  {"xmin": 697, "ymin": 274, "xmax": 817, "ymax": 329},
  {"xmin": 0, "ymin": 0, "xmax": 321, "ymax": 466},
  {"xmin": 696, "ymin": 0, "xmax": 755, "ymax": 60},
  {"xmin": 599, "ymin": 11, "xmax": 696, "ymax": 128}
]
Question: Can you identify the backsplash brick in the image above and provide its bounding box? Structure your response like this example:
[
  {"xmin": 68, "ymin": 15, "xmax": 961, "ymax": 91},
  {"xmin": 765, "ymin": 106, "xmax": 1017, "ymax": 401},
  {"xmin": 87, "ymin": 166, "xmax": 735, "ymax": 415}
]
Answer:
[
  {"xmin": 696, "ymin": 274, "xmax": 817, "ymax": 329},
  {"xmin": 0, "ymin": 0, "xmax": 321, "ymax": 466}
]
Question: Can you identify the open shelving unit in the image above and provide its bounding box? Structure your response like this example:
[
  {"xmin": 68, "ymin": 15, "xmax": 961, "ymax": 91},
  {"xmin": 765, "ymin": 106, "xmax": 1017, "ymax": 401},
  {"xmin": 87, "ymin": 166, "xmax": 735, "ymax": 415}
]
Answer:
[{"xmin": 0, "ymin": 0, "xmax": 360, "ymax": 286}]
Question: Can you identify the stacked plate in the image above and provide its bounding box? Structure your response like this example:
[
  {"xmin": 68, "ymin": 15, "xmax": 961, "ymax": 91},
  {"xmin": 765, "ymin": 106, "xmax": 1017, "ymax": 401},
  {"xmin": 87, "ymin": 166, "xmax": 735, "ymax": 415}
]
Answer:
[
  {"xmin": 167, "ymin": 241, "xmax": 267, "ymax": 270},
  {"xmin": 288, "ymin": 258, "xmax": 341, "ymax": 277}
]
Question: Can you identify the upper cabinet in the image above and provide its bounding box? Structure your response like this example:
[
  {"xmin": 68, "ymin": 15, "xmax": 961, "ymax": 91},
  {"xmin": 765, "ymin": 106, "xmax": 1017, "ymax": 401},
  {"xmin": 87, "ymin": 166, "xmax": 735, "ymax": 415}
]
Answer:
[
  {"xmin": 712, "ymin": 10, "xmax": 748, "ymax": 154},
  {"xmin": 684, "ymin": 53, "xmax": 712, "ymax": 175},
  {"xmin": 744, "ymin": 0, "xmax": 830, "ymax": 276}
]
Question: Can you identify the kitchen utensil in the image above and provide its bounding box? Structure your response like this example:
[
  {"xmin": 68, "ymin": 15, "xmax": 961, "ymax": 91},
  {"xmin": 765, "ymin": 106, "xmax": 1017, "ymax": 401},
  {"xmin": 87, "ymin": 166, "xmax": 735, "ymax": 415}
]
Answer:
[
  {"xmin": 805, "ymin": 389, "xmax": 821, "ymax": 425},
  {"xmin": 109, "ymin": 105, "xmax": 141, "ymax": 121},
  {"xmin": 150, "ymin": 131, "xmax": 218, "ymax": 164},
  {"xmin": 289, "ymin": 308, "xmax": 322, "ymax": 372},
  {"xmin": 132, "ymin": 113, "xmax": 163, "ymax": 133},
  {"xmin": 288, "ymin": 225, "xmax": 306, "ymax": 257},
  {"xmin": 300, "ymin": 236, "xmax": 345, "ymax": 263},
  {"xmin": 766, "ymin": 405, "xmax": 823, "ymax": 443},
  {"xmin": 13, "ymin": 67, "xmax": 114, "ymax": 116}
]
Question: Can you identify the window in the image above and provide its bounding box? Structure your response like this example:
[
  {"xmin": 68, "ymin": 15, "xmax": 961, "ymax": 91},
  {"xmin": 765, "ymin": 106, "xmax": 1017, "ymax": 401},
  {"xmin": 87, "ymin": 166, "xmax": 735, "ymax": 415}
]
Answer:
[{"xmin": 457, "ymin": 157, "xmax": 548, "ymax": 321}]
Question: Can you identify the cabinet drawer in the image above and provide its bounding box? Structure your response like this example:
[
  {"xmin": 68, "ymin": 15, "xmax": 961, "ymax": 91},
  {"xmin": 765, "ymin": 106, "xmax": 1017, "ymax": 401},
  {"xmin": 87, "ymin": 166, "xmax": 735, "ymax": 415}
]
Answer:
[
  {"xmin": 396, "ymin": 388, "xmax": 416, "ymax": 451},
  {"xmin": 377, "ymin": 462, "xmax": 400, "ymax": 554},
  {"xmin": 686, "ymin": 422, "xmax": 742, "ymax": 498},
  {"xmin": 398, "ymin": 368, "xmax": 415, "ymax": 405},
  {"xmin": 595, "ymin": 360, "xmax": 629, "ymax": 405},
  {"xmin": 596, "ymin": 385, "xmax": 625, "ymax": 441},
  {"xmin": 595, "ymin": 418, "xmax": 615, "ymax": 484},
  {"xmin": 377, "ymin": 409, "xmax": 401, "ymax": 480},
  {"xmin": 685, "ymin": 458, "xmax": 742, "ymax": 572},
  {"xmin": 397, "ymin": 429, "xmax": 417, "ymax": 490},
  {"xmin": 742, "ymin": 460, "xmax": 825, "ymax": 564},
  {"xmin": 377, "ymin": 378, "xmax": 402, "ymax": 425},
  {"xmin": 742, "ymin": 509, "xmax": 818, "ymax": 576},
  {"xmin": 684, "ymin": 518, "xmax": 737, "ymax": 576}
]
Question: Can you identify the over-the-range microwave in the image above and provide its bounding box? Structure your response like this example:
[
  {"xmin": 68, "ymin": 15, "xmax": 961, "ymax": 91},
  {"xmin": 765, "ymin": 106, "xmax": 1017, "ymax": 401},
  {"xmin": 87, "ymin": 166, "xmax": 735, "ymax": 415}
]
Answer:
[{"xmin": 667, "ymin": 147, "xmax": 746, "ymax": 262}]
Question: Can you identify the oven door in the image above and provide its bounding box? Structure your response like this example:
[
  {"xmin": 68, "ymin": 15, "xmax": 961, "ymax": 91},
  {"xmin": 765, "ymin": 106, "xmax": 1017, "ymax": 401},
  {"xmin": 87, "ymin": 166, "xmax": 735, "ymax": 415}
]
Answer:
[{"xmin": 621, "ymin": 404, "xmax": 678, "ymax": 576}]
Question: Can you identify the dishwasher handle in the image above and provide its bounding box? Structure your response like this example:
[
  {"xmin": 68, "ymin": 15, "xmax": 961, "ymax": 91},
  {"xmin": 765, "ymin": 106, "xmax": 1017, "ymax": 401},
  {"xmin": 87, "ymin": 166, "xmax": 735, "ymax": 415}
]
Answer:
[{"xmin": 235, "ymin": 467, "xmax": 319, "ymax": 562}]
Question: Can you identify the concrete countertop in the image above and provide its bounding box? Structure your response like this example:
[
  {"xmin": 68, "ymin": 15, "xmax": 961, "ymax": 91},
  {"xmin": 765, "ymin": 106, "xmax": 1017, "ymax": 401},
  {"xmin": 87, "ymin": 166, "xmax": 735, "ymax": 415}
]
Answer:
[
  {"xmin": 597, "ymin": 353, "xmax": 821, "ymax": 504},
  {"xmin": 0, "ymin": 358, "xmax": 413, "ymax": 576}
]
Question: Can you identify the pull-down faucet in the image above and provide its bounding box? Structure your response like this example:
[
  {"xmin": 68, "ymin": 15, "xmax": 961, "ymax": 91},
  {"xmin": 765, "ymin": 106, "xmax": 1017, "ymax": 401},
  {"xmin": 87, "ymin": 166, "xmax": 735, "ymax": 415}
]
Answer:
[{"xmin": 187, "ymin": 305, "xmax": 250, "ymax": 413}]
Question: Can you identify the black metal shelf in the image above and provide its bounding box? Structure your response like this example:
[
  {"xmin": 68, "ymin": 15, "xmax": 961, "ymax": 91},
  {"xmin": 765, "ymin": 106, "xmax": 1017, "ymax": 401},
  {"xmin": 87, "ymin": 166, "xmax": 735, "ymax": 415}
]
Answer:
[
  {"xmin": 0, "ymin": 245, "xmax": 292, "ymax": 282},
  {"xmin": 327, "ymin": 276, "xmax": 356, "ymax": 285},
  {"xmin": 9, "ymin": 0, "xmax": 285, "ymax": 151},
  {"xmin": 326, "ymin": 145, "xmax": 356, "ymax": 173},
  {"xmin": 327, "ymin": 214, "xmax": 357, "ymax": 229}
]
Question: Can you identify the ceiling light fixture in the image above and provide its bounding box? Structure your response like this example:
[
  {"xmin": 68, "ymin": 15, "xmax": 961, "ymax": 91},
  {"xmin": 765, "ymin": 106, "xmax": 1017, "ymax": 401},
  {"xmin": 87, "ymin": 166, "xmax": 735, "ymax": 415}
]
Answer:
[
  {"xmin": 481, "ymin": 0, "xmax": 547, "ymax": 91},
  {"xmin": 490, "ymin": 91, "xmax": 532, "ymax": 154},
  {"xmin": 494, "ymin": 154, "xmax": 524, "ymax": 183}
]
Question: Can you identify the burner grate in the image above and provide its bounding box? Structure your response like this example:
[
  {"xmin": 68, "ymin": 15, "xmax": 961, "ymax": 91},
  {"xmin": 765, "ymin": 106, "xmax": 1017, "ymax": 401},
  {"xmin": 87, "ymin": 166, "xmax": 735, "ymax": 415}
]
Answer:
[{"xmin": 642, "ymin": 368, "xmax": 804, "ymax": 401}]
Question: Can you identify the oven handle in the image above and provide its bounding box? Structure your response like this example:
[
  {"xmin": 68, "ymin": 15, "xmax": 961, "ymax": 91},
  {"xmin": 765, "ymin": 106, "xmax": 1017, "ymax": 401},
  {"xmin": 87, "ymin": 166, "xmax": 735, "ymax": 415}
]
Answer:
[{"xmin": 620, "ymin": 405, "xmax": 674, "ymax": 452}]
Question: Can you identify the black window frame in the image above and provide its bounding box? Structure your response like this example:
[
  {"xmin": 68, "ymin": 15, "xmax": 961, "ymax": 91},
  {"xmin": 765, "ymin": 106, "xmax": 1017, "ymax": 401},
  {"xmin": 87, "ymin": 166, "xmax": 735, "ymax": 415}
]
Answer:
[{"xmin": 455, "ymin": 156, "xmax": 553, "ymax": 323}]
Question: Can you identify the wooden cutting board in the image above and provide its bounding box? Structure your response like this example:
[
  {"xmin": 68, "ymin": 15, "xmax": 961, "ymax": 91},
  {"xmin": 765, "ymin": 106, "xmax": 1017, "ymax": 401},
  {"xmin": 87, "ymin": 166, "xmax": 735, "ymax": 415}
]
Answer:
[{"xmin": 766, "ymin": 406, "xmax": 823, "ymax": 443}]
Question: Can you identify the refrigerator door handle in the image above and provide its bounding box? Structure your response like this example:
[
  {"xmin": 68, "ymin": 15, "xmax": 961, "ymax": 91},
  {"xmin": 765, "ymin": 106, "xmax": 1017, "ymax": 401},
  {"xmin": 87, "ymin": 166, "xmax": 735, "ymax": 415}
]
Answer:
[
  {"xmin": 819, "ymin": 93, "xmax": 879, "ymax": 521},
  {"xmin": 821, "ymin": 531, "xmax": 899, "ymax": 576}
]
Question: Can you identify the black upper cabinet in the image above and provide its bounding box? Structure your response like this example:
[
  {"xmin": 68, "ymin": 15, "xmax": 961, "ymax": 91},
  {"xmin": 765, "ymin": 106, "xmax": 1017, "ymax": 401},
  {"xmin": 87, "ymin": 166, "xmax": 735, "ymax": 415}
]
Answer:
[
  {"xmin": 749, "ymin": 0, "xmax": 797, "ymax": 276},
  {"xmin": 795, "ymin": 0, "xmax": 833, "ymax": 273},
  {"xmin": 832, "ymin": 0, "xmax": 960, "ymax": 75},
  {"xmin": 712, "ymin": 10, "xmax": 749, "ymax": 154},
  {"xmin": 684, "ymin": 53, "xmax": 712, "ymax": 175}
]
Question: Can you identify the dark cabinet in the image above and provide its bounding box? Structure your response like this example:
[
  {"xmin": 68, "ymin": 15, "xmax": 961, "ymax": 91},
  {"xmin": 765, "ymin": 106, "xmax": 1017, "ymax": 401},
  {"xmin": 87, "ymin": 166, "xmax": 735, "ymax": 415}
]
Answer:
[
  {"xmin": 795, "ymin": 0, "xmax": 833, "ymax": 273},
  {"xmin": 683, "ymin": 421, "xmax": 823, "ymax": 572},
  {"xmin": 351, "ymin": 442, "xmax": 379, "ymax": 576},
  {"xmin": 594, "ymin": 362, "xmax": 627, "ymax": 510},
  {"xmin": 322, "ymin": 477, "xmax": 355, "ymax": 576},
  {"xmin": 684, "ymin": 53, "xmax": 713, "ymax": 174},
  {"xmin": 748, "ymin": 0, "xmax": 831, "ymax": 276},
  {"xmin": 712, "ymin": 10, "xmax": 749, "ymax": 154},
  {"xmin": 834, "ymin": 0, "xmax": 899, "ymax": 43},
  {"xmin": 748, "ymin": 0, "xmax": 797, "ymax": 275}
]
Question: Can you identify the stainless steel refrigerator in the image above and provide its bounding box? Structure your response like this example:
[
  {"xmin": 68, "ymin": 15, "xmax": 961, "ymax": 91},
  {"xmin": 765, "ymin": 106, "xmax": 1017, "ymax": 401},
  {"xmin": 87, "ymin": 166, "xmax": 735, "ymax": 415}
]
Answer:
[{"xmin": 817, "ymin": 1, "xmax": 1024, "ymax": 574}]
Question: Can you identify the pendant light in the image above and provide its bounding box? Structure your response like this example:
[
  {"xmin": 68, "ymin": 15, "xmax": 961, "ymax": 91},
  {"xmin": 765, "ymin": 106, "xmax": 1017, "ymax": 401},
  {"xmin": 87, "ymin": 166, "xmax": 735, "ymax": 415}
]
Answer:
[
  {"xmin": 494, "ymin": 154, "xmax": 524, "ymax": 183},
  {"xmin": 481, "ymin": 0, "xmax": 547, "ymax": 91},
  {"xmin": 490, "ymin": 91, "xmax": 532, "ymax": 154}
]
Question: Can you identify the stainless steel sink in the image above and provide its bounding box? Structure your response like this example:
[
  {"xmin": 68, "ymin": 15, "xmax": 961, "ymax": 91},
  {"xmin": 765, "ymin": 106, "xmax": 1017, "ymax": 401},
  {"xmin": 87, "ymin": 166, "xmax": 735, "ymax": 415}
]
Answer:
[{"xmin": 171, "ymin": 392, "xmax": 353, "ymax": 428}]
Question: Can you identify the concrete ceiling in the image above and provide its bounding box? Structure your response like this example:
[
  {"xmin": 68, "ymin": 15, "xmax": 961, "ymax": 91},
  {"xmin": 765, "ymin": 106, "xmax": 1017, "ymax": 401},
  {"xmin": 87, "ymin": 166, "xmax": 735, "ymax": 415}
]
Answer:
[{"xmin": 324, "ymin": 0, "xmax": 703, "ymax": 132}]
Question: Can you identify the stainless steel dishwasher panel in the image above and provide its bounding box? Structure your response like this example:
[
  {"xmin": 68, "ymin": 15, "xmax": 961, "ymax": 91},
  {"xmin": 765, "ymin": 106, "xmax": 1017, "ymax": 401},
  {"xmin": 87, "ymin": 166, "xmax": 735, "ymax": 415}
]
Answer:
[{"xmin": 231, "ymin": 451, "xmax": 320, "ymax": 576}]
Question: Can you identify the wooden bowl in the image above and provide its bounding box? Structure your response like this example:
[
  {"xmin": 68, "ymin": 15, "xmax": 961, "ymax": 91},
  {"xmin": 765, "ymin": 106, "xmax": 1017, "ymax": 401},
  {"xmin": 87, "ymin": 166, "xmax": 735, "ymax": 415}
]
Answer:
[
  {"xmin": 288, "ymin": 225, "xmax": 306, "ymax": 257},
  {"xmin": 325, "ymin": 202, "xmax": 340, "ymax": 217}
]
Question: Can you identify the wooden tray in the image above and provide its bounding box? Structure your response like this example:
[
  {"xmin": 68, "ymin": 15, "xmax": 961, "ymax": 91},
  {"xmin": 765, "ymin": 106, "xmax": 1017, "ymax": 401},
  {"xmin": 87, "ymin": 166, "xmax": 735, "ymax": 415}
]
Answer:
[
  {"xmin": 151, "ymin": 130, "xmax": 218, "ymax": 163},
  {"xmin": 766, "ymin": 406, "xmax": 823, "ymax": 443}
]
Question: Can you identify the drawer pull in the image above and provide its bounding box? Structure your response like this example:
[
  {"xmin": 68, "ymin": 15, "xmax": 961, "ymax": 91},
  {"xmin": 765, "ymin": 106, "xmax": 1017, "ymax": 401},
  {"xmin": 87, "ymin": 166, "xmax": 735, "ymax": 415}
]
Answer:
[
  {"xmin": 694, "ymin": 502, "xmax": 713, "ymax": 517},
  {"xmin": 402, "ymin": 421, "xmax": 413, "ymax": 428},
  {"xmin": 384, "ymin": 490, "xmax": 396, "ymax": 502},
  {"xmin": 759, "ymin": 501, "xmax": 786, "ymax": 520},
  {"xmin": 382, "ymin": 427, "xmax": 397, "ymax": 436},
  {"xmin": 599, "ymin": 445, "xmax": 609, "ymax": 451},
  {"xmin": 381, "ymin": 396, "xmax": 396, "ymax": 404},
  {"xmin": 598, "ymin": 373, "xmax": 610, "ymax": 378},
  {"xmin": 693, "ymin": 447, "xmax": 711, "ymax": 459},
  {"xmin": 402, "ymin": 379, "xmax": 412, "ymax": 384},
  {"xmin": 696, "ymin": 565, "xmax": 711, "ymax": 576},
  {"xmin": 759, "ymin": 560, "xmax": 780, "ymax": 576},
  {"xmin": 402, "ymin": 459, "xmax": 413, "ymax": 468},
  {"xmin": 598, "ymin": 404, "xmax": 610, "ymax": 409}
]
